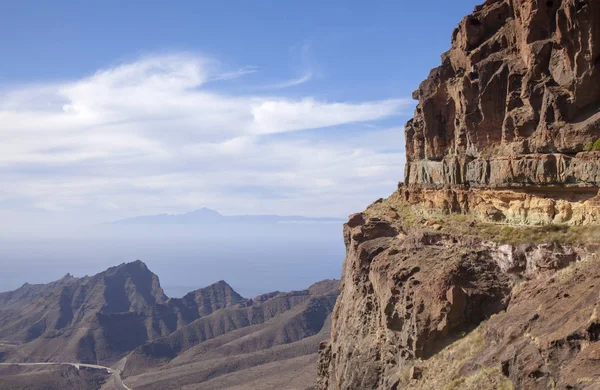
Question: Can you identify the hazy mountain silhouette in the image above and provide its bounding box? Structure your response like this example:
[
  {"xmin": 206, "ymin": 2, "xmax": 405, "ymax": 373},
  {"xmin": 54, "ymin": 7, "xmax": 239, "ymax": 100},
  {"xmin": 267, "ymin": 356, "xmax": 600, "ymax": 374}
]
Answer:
[{"xmin": 112, "ymin": 207, "xmax": 345, "ymax": 225}]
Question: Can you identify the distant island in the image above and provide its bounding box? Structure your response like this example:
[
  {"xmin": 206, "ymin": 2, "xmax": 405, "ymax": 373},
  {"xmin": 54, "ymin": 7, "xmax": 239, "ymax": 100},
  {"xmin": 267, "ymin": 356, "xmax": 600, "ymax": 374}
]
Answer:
[{"xmin": 112, "ymin": 207, "xmax": 345, "ymax": 225}]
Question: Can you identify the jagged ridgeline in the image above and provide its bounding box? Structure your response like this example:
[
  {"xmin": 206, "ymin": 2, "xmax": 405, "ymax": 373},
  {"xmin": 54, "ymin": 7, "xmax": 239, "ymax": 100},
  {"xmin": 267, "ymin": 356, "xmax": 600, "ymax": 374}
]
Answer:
[
  {"xmin": 0, "ymin": 261, "xmax": 339, "ymax": 390},
  {"xmin": 318, "ymin": 1, "xmax": 600, "ymax": 389}
]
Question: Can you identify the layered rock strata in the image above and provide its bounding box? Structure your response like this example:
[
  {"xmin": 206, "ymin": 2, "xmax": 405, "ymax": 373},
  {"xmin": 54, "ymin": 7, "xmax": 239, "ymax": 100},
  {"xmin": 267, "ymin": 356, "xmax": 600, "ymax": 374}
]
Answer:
[
  {"xmin": 318, "ymin": 196, "xmax": 599, "ymax": 389},
  {"xmin": 318, "ymin": 0, "xmax": 600, "ymax": 389},
  {"xmin": 403, "ymin": 0, "xmax": 600, "ymax": 225},
  {"xmin": 405, "ymin": 0, "xmax": 600, "ymax": 188}
]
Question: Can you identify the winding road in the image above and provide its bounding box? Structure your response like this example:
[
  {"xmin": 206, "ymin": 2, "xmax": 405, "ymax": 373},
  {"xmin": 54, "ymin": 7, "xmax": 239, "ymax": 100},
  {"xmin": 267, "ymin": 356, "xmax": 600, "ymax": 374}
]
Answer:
[{"xmin": 0, "ymin": 362, "xmax": 131, "ymax": 390}]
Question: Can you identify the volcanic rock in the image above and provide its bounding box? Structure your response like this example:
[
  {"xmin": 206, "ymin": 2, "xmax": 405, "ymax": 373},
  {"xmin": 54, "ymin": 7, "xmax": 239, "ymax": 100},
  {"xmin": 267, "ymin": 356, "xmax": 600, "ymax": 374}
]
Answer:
[{"xmin": 318, "ymin": 1, "xmax": 600, "ymax": 389}]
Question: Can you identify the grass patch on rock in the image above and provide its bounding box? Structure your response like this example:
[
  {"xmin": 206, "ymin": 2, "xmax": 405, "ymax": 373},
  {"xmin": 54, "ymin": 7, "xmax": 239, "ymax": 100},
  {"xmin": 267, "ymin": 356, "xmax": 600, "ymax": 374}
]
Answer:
[
  {"xmin": 364, "ymin": 190, "xmax": 599, "ymax": 246},
  {"xmin": 404, "ymin": 324, "xmax": 513, "ymax": 390}
]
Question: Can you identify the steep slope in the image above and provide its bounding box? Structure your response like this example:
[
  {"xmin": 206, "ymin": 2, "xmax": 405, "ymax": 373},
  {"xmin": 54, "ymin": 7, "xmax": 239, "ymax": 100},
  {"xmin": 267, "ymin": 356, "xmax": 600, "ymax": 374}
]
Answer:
[
  {"xmin": 318, "ymin": 1, "xmax": 600, "ymax": 389},
  {"xmin": 0, "ymin": 364, "xmax": 111, "ymax": 390},
  {"xmin": 166, "ymin": 280, "xmax": 247, "ymax": 328},
  {"xmin": 122, "ymin": 280, "xmax": 340, "ymax": 389},
  {"xmin": 0, "ymin": 263, "xmax": 340, "ymax": 389},
  {"xmin": 401, "ymin": 254, "xmax": 600, "ymax": 390},
  {"xmin": 0, "ymin": 262, "xmax": 243, "ymax": 365}
]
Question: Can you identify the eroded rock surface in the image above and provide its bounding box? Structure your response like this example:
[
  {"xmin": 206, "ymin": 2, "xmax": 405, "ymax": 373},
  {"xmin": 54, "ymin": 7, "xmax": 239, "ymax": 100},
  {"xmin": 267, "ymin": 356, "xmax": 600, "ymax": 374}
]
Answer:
[
  {"xmin": 318, "ymin": 1, "xmax": 600, "ymax": 389},
  {"xmin": 405, "ymin": 0, "xmax": 600, "ymax": 190},
  {"xmin": 317, "ymin": 201, "xmax": 597, "ymax": 389},
  {"xmin": 319, "ymin": 214, "xmax": 512, "ymax": 389}
]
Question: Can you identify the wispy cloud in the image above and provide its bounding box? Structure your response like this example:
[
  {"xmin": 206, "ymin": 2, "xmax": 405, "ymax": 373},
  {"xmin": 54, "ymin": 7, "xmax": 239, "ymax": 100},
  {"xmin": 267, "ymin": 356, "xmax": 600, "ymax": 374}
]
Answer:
[
  {"xmin": 0, "ymin": 53, "xmax": 410, "ymax": 227},
  {"xmin": 263, "ymin": 72, "xmax": 313, "ymax": 89},
  {"xmin": 209, "ymin": 65, "xmax": 259, "ymax": 82}
]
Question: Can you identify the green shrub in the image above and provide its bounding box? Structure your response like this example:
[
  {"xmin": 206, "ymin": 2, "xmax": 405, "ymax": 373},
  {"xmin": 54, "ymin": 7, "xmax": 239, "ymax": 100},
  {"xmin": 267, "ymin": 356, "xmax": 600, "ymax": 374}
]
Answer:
[{"xmin": 583, "ymin": 138, "xmax": 600, "ymax": 152}]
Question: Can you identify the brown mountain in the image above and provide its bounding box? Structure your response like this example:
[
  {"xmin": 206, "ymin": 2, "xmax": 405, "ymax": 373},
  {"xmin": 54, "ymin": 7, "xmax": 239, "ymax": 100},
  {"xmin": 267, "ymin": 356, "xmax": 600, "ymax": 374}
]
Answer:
[
  {"xmin": 318, "ymin": 1, "xmax": 600, "ymax": 389},
  {"xmin": 0, "ymin": 261, "xmax": 339, "ymax": 389},
  {"xmin": 122, "ymin": 280, "xmax": 339, "ymax": 389},
  {"xmin": 0, "ymin": 260, "xmax": 175, "ymax": 364}
]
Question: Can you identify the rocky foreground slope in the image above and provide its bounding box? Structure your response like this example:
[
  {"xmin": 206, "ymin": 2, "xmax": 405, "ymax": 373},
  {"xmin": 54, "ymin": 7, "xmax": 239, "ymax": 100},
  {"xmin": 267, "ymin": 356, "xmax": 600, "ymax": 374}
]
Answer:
[{"xmin": 318, "ymin": 0, "xmax": 600, "ymax": 389}]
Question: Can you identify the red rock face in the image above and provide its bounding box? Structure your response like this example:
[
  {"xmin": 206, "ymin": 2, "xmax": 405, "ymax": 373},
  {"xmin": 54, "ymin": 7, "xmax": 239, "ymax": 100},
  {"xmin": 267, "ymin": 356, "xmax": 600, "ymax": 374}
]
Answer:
[
  {"xmin": 405, "ymin": 0, "xmax": 600, "ymax": 188},
  {"xmin": 318, "ymin": 2, "xmax": 600, "ymax": 390}
]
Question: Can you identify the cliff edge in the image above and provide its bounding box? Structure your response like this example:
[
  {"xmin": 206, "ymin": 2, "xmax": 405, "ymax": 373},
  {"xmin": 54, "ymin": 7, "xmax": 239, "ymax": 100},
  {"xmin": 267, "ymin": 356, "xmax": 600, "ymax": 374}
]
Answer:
[{"xmin": 318, "ymin": 1, "xmax": 600, "ymax": 389}]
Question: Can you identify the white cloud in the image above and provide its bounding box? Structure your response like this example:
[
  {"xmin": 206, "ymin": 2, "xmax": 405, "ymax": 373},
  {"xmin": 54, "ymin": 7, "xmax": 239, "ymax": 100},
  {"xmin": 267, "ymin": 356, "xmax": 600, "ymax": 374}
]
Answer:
[
  {"xmin": 0, "ymin": 53, "xmax": 409, "ymax": 226},
  {"xmin": 263, "ymin": 72, "xmax": 313, "ymax": 89},
  {"xmin": 250, "ymin": 98, "xmax": 407, "ymax": 135}
]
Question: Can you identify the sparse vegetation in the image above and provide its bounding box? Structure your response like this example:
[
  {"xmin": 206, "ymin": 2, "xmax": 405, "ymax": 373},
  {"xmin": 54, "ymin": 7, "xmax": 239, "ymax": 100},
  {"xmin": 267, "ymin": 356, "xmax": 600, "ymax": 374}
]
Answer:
[
  {"xmin": 480, "ymin": 145, "xmax": 503, "ymax": 159},
  {"xmin": 402, "ymin": 322, "xmax": 513, "ymax": 390},
  {"xmin": 584, "ymin": 138, "xmax": 600, "ymax": 151},
  {"xmin": 399, "ymin": 367, "xmax": 412, "ymax": 384},
  {"xmin": 478, "ymin": 223, "xmax": 599, "ymax": 245},
  {"xmin": 577, "ymin": 377, "xmax": 600, "ymax": 385},
  {"xmin": 554, "ymin": 253, "xmax": 598, "ymax": 284},
  {"xmin": 443, "ymin": 368, "xmax": 513, "ymax": 390},
  {"xmin": 511, "ymin": 281, "xmax": 526, "ymax": 296},
  {"xmin": 365, "ymin": 190, "xmax": 600, "ymax": 246},
  {"xmin": 430, "ymin": 211, "xmax": 599, "ymax": 245},
  {"xmin": 364, "ymin": 190, "xmax": 417, "ymax": 225}
]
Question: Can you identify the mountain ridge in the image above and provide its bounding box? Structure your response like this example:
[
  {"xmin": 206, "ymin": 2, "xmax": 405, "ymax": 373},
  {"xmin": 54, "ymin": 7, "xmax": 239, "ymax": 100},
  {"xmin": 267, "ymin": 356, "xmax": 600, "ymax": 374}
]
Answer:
[
  {"xmin": 111, "ymin": 208, "xmax": 345, "ymax": 225},
  {"xmin": 0, "ymin": 261, "xmax": 340, "ymax": 389}
]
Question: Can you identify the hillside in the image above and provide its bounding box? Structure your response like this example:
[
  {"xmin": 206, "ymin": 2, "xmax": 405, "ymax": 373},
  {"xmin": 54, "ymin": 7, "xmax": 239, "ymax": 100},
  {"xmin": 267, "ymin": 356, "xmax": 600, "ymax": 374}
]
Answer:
[
  {"xmin": 318, "ymin": 1, "xmax": 600, "ymax": 389},
  {"xmin": 0, "ymin": 262, "xmax": 339, "ymax": 389},
  {"xmin": 122, "ymin": 280, "xmax": 339, "ymax": 389},
  {"xmin": 0, "ymin": 260, "xmax": 247, "ymax": 365},
  {"xmin": 0, "ymin": 365, "xmax": 112, "ymax": 390}
]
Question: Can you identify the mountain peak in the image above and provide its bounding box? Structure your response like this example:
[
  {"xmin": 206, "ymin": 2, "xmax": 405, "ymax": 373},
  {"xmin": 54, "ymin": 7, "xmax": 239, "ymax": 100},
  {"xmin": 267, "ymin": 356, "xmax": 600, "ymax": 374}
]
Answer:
[
  {"xmin": 197, "ymin": 207, "xmax": 220, "ymax": 213},
  {"xmin": 111, "ymin": 209, "xmax": 344, "ymax": 225},
  {"xmin": 188, "ymin": 279, "xmax": 244, "ymax": 300},
  {"xmin": 108, "ymin": 259, "xmax": 152, "ymax": 275},
  {"xmin": 170, "ymin": 279, "xmax": 246, "ymax": 319}
]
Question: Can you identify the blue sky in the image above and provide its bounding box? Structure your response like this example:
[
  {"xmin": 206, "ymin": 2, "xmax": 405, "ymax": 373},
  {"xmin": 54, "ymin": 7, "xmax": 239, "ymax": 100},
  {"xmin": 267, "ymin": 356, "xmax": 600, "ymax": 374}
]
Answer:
[{"xmin": 0, "ymin": 0, "xmax": 480, "ymax": 232}]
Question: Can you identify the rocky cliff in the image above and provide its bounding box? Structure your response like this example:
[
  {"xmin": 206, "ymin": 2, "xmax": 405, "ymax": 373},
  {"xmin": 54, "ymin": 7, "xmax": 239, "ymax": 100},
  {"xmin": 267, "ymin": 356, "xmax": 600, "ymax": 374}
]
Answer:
[
  {"xmin": 318, "ymin": 1, "xmax": 600, "ymax": 389},
  {"xmin": 403, "ymin": 0, "xmax": 600, "ymax": 225}
]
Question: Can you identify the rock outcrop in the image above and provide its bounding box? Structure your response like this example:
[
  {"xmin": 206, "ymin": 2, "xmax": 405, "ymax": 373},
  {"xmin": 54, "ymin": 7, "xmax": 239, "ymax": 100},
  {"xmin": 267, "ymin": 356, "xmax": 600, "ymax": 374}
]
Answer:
[
  {"xmin": 405, "ymin": 0, "xmax": 600, "ymax": 187},
  {"xmin": 318, "ymin": 213, "xmax": 512, "ymax": 389},
  {"xmin": 318, "ymin": 1, "xmax": 600, "ymax": 389},
  {"xmin": 317, "ymin": 192, "xmax": 599, "ymax": 389},
  {"xmin": 402, "ymin": 0, "xmax": 600, "ymax": 225}
]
